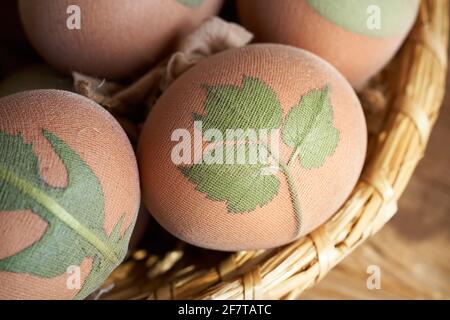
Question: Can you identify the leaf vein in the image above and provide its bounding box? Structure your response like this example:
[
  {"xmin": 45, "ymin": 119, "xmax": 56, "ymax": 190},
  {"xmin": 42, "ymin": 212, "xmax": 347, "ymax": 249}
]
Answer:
[{"xmin": 0, "ymin": 165, "xmax": 119, "ymax": 265}]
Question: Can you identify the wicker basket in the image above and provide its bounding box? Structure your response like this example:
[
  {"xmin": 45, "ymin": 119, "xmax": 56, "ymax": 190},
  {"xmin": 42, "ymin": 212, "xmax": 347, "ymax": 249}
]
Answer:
[{"xmin": 97, "ymin": 0, "xmax": 449, "ymax": 300}]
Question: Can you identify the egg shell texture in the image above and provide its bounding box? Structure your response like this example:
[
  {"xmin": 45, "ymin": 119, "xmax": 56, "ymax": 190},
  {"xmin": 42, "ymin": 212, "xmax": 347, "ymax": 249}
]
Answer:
[
  {"xmin": 237, "ymin": 0, "xmax": 419, "ymax": 88},
  {"xmin": 19, "ymin": 0, "xmax": 223, "ymax": 79},
  {"xmin": 0, "ymin": 90, "xmax": 140, "ymax": 299},
  {"xmin": 138, "ymin": 44, "xmax": 367, "ymax": 251}
]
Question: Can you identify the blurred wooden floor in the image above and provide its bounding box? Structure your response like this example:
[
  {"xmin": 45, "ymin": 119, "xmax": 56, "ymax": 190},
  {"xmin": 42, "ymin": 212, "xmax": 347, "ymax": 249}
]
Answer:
[{"xmin": 303, "ymin": 52, "xmax": 450, "ymax": 300}]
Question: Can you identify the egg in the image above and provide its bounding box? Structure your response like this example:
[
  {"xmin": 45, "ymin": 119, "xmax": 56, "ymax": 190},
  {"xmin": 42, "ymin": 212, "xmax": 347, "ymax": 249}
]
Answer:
[
  {"xmin": 138, "ymin": 44, "xmax": 367, "ymax": 251},
  {"xmin": 18, "ymin": 0, "xmax": 223, "ymax": 80},
  {"xmin": 0, "ymin": 65, "xmax": 73, "ymax": 98},
  {"xmin": 237, "ymin": 0, "xmax": 419, "ymax": 88},
  {"xmin": 0, "ymin": 90, "xmax": 140, "ymax": 299}
]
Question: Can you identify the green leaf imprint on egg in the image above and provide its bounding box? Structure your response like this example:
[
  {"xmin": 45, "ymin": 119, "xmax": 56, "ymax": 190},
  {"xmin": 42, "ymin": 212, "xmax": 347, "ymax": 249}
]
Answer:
[
  {"xmin": 306, "ymin": 0, "xmax": 418, "ymax": 37},
  {"xmin": 179, "ymin": 76, "xmax": 340, "ymax": 237},
  {"xmin": 0, "ymin": 130, "xmax": 134, "ymax": 300},
  {"xmin": 282, "ymin": 85, "xmax": 340, "ymax": 169},
  {"xmin": 176, "ymin": 0, "xmax": 205, "ymax": 8}
]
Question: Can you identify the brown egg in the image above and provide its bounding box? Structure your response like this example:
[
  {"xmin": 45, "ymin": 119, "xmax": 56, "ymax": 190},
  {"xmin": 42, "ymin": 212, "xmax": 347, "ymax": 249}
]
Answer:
[
  {"xmin": 138, "ymin": 44, "xmax": 367, "ymax": 251},
  {"xmin": 18, "ymin": 0, "xmax": 223, "ymax": 79},
  {"xmin": 0, "ymin": 90, "xmax": 140, "ymax": 299},
  {"xmin": 237, "ymin": 0, "xmax": 419, "ymax": 88}
]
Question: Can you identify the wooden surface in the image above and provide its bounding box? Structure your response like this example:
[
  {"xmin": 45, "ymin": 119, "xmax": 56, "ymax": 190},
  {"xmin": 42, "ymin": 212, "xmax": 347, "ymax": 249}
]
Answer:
[{"xmin": 302, "ymin": 51, "xmax": 450, "ymax": 300}]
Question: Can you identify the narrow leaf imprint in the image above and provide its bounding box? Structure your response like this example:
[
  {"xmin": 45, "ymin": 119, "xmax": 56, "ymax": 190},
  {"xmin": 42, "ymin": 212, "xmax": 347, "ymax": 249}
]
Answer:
[{"xmin": 0, "ymin": 130, "xmax": 134, "ymax": 299}]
